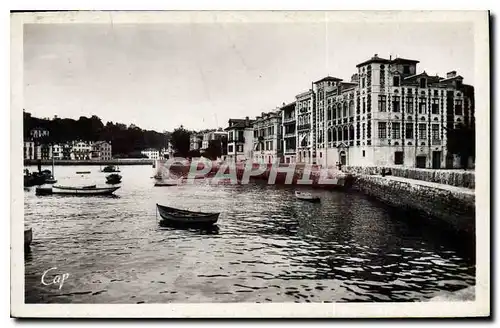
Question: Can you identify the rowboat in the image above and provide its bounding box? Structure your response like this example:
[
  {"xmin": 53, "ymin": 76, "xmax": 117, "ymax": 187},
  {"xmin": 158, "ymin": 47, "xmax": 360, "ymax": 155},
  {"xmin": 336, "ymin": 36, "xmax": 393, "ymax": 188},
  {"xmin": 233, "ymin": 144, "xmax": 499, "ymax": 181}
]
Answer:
[
  {"xmin": 154, "ymin": 181, "xmax": 178, "ymax": 187},
  {"xmin": 101, "ymin": 165, "xmax": 120, "ymax": 173},
  {"xmin": 295, "ymin": 191, "xmax": 321, "ymax": 202},
  {"xmin": 106, "ymin": 173, "xmax": 122, "ymax": 185},
  {"xmin": 156, "ymin": 203, "xmax": 219, "ymax": 226},
  {"xmin": 36, "ymin": 185, "xmax": 119, "ymax": 196},
  {"xmin": 25, "ymin": 228, "xmax": 32, "ymax": 248}
]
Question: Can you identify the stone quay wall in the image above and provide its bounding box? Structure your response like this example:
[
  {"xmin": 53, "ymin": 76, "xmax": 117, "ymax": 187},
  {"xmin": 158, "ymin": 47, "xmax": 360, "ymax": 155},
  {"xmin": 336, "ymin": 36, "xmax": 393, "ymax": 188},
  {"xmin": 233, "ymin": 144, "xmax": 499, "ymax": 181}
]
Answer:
[
  {"xmin": 345, "ymin": 166, "xmax": 475, "ymax": 189},
  {"xmin": 352, "ymin": 175, "xmax": 475, "ymax": 236},
  {"xmin": 24, "ymin": 159, "xmax": 154, "ymax": 166}
]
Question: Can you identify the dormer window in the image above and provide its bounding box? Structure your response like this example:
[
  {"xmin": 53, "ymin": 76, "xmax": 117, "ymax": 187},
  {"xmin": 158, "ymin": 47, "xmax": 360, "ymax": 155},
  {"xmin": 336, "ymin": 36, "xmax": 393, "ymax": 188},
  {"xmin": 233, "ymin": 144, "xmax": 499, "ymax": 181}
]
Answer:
[
  {"xmin": 419, "ymin": 78, "xmax": 427, "ymax": 88},
  {"xmin": 393, "ymin": 76, "xmax": 400, "ymax": 87}
]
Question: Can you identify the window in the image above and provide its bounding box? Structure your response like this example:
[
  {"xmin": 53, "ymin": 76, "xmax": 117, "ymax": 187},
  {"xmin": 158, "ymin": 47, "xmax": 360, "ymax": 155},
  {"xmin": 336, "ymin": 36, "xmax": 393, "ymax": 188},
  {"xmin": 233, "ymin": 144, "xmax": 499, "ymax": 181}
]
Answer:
[
  {"xmin": 392, "ymin": 122, "xmax": 401, "ymax": 139},
  {"xmin": 420, "ymin": 78, "xmax": 427, "ymax": 88},
  {"xmin": 455, "ymin": 99, "xmax": 463, "ymax": 115},
  {"xmin": 349, "ymin": 101, "xmax": 354, "ymax": 117},
  {"xmin": 361, "ymin": 78, "xmax": 365, "ymax": 88},
  {"xmin": 405, "ymin": 123, "xmax": 414, "ymax": 138},
  {"xmin": 378, "ymin": 122, "xmax": 387, "ymax": 139},
  {"xmin": 378, "ymin": 95, "xmax": 387, "ymax": 112},
  {"xmin": 343, "ymin": 103, "xmax": 347, "ymax": 117},
  {"xmin": 432, "ymin": 98, "xmax": 439, "ymax": 114},
  {"xmin": 229, "ymin": 132, "xmax": 234, "ymax": 141},
  {"xmin": 228, "ymin": 145, "xmax": 234, "ymax": 152},
  {"xmin": 392, "ymin": 96, "xmax": 400, "ymax": 112},
  {"xmin": 406, "ymin": 97, "xmax": 414, "ymax": 114},
  {"xmin": 327, "ymin": 106, "xmax": 332, "ymax": 120},
  {"xmin": 362, "ymin": 123, "xmax": 366, "ymax": 139},
  {"xmin": 362, "ymin": 98, "xmax": 366, "ymax": 113},
  {"xmin": 362, "ymin": 150, "xmax": 365, "ymax": 157},
  {"xmin": 393, "ymin": 76, "xmax": 400, "ymax": 87},
  {"xmin": 238, "ymin": 131, "xmax": 244, "ymax": 141},
  {"xmin": 432, "ymin": 124, "xmax": 439, "ymax": 140},
  {"xmin": 419, "ymin": 99, "xmax": 427, "ymax": 114},
  {"xmin": 418, "ymin": 123, "xmax": 427, "ymax": 139},
  {"xmin": 403, "ymin": 65, "xmax": 410, "ymax": 74},
  {"xmin": 237, "ymin": 145, "xmax": 243, "ymax": 152},
  {"xmin": 394, "ymin": 151, "xmax": 404, "ymax": 165}
]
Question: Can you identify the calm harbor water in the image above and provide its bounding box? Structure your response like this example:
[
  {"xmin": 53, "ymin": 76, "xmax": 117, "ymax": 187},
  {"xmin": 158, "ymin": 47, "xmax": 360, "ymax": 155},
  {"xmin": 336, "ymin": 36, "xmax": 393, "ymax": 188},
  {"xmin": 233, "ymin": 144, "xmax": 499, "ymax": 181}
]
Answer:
[{"xmin": 24, "ymin": 165, "xmax": 475, "ymax": 303}]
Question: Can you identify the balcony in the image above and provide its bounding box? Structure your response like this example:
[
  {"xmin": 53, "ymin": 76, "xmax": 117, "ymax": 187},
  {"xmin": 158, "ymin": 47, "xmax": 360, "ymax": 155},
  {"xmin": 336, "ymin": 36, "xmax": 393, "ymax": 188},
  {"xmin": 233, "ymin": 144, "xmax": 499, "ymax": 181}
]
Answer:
[
  {"xmin": 283, "ymin": 116, "xmax": 296, "ymax": 124},
  {"xmin": 297, "ymin": 124, "xmax": 311, "ymax": 131},
  {"xmin": 228, "ymin": 137, "xmax": 245, "ymax": 143},
  {"xmin": 284, "ymin": 149, "xmax": 296, "ymax": 154},
  {"xmin": 284, "ymin": 132, "xmax": 296, "ymax": 138},
  {"xmin": 432, "ymin": 139, "xmax": 442, "ymax": 146}
]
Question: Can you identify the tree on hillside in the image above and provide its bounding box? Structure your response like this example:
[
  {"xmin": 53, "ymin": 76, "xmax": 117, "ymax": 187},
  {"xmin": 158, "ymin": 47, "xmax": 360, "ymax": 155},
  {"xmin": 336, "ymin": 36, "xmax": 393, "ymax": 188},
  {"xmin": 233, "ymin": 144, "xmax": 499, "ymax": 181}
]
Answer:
[
  {"xmin": 446, "ymin": 123, "xmax": 475, "ymax": 169},
  {"xmin": 170, "ymin": 125, "xmax": 191, "ymax": 158}
]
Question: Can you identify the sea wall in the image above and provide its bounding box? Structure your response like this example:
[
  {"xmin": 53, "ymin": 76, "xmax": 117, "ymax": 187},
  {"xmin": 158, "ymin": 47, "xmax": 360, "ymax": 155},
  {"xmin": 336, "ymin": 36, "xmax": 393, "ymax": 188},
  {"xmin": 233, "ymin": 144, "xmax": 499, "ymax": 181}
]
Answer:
[
  {"xmin": 352, "ymin": 175, "xmax": 475, "ymax": 235},
  {"xmin": 24, "ymin": 159, "xmax": 154, "ymax": 166},
  {"xmin": 345, "ymin": 166, "xmax": 475, "ymax": 189}
]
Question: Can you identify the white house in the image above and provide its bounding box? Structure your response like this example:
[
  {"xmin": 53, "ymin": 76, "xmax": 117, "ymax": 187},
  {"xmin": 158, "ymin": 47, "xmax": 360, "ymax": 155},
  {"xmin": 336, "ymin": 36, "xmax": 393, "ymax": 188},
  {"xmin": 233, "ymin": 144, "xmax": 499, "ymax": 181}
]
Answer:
[{"xmin": 141, "ymin": 148, "xmax": 160, "ymax": 160}]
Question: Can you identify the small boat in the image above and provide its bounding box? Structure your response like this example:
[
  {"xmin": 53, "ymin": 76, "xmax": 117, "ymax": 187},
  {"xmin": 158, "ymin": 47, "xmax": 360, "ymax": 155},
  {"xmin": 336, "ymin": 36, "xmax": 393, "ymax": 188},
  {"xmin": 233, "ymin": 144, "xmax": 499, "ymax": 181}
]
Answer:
[
  {"xmin": 76, "ymin": 171, "xmax": 91, "ymax": 174},
  {"xmin": 295, "ymin": 191, "xmax": 321, "ymax": 202},
  {"xmin": 44, "ymin": 176, "xmax": 57, "ymax": 184},
  {"xmin": 37, "ymin": 185, "xmax": 119, "ymax": 196},
  {"xmin": 154, "ymin": 181, "xmax": 178, "ymax": 187},
  {"xmin": 101, "ymin": 165, "xmax": 120, "ymax": 173},
  {"xmin": 24, "ymin": 228, "xmax": 33, "ymax": 248},
  {"xmin": 156, "ymin": 203, "xmax": 219, "ymax": 226},
  {"xmin": 106, "ymin": 173, "xmax": 122, "ymax": 185}
]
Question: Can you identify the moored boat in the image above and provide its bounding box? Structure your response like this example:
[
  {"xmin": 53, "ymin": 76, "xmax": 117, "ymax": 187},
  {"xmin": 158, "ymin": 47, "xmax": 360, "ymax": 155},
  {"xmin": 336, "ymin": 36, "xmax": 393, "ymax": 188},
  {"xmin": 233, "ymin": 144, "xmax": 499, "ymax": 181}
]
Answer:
[
  {"xmin": 156, "ymin": 203, "xmax": 219, "ymax": 226},
  {"xmin": 154, "ymin": 181, "xmax": 178, "ymax": 187},
  {"xmin": 295, "ymin": 191, "xmax": 321, "ymax": 202},
  {"xmin": 76, "ymin": 171, "xmax": 91, "ymax": 174},
  {"xmin": 37, "ymin": 185, "xmax": 119, "ymax": 196},
  {"xmin": 102, "ymin": 165, "xmax": 120, "ymax": 173},
  {"xmin": 106, "ymin": 173, "xmax": 122, "ymax": 185}
]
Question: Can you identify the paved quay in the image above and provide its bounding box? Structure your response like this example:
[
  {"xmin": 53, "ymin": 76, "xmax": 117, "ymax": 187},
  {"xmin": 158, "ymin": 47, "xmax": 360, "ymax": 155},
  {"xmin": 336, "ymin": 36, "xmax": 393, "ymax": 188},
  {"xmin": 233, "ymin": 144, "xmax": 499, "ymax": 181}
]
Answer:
[{"xmin": 384, "ymin": 175, "xmax": 475, "ymax": 196}]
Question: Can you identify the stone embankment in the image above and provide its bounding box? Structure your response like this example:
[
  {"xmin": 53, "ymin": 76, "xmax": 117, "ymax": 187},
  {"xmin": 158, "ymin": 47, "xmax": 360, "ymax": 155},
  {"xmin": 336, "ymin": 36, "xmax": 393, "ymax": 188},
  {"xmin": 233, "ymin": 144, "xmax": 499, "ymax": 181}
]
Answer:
[
  {"xmin": 346, "ymin": 166, "xmax": 475, "ymax": 236},
  {"xmin": 24, "ymin": 159, "xmax": 154, "ymax": 166}
]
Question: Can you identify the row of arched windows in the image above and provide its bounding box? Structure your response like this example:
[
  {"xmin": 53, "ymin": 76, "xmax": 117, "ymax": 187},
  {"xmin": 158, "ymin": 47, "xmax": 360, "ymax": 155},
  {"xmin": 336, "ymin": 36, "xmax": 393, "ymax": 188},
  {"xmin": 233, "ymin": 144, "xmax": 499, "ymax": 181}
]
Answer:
[
  {"xmin": 325, "ymin": 125, "xmax": 355, "ymax": 142},
  {"xmin": 325, "ymin": 101, "xmax": 355, "ymax": 121}
]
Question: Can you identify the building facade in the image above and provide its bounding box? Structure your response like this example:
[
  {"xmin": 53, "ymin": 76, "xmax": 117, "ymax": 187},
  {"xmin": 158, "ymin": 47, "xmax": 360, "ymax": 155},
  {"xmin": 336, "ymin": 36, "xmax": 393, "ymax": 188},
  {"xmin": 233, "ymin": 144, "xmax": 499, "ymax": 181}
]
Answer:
[
  {"xmin": 309, "ymin": 54, "xmax": 474, "ymax": 168},
  {"xmin": 92, "ymin": 141, "xmax": 113, "ymax": 160},
  {"xmin": 23, "ymin": 141, "xmax": 35, "ymax": 160},
  {"xmin": 281, "ymin": 102, "xmax": 297, "ymax": 164},
  {"xmin": 141, "ymin": 148, "xmax": 160, "ymax": 160},
  {"xmin": 190, "ymin": 134, "xmax": 203, "ymax": 151},
  {"xmin": 225, "ymin": 117, "xmax": 254, "ymax": 163},
  {"xmin": 295, "ymin": 90, "xmax": 315, "ymax": 164},
  {"xmin": 71, "ymin": 141, "xmax": 94, "ymax": 160},
  {"xmin": 252, "ymin": 110, "xmax": 283, "ymax": 164}
]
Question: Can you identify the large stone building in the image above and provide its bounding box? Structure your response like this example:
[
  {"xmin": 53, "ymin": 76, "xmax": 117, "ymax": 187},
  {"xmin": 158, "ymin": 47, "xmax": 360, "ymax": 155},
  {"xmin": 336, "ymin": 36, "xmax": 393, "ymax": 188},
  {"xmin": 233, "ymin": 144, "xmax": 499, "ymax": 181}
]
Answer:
[
  {"xmin": 91, "ymin": 141, "xmax": 113, "ymax": 160},
  {"xmin": 225, "ymin": 117, "xmax": 254, "ymax": 163},
  {"xmin": 286, "ymin": 54, "xmax": 474, "ymax": 168},
  {"xmin": 252, "ymin": 110, "xmax": 282, "ymax": 164}
]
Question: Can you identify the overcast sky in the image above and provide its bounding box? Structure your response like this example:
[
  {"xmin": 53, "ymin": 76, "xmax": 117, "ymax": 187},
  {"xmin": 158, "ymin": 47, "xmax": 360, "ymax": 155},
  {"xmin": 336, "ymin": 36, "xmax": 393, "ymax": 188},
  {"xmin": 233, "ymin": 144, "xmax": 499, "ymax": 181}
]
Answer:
[{"xmin": 24, "ymin": 19, "xmax": 474, "ymax": 132}]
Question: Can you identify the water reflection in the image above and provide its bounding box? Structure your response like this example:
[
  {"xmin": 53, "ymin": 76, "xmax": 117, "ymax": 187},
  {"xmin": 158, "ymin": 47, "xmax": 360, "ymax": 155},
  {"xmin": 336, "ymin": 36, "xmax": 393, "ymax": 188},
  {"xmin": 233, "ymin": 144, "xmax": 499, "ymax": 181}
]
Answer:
[{"xmin": 24, "ymin": 165, "xmax": 475, "ymax": 303}]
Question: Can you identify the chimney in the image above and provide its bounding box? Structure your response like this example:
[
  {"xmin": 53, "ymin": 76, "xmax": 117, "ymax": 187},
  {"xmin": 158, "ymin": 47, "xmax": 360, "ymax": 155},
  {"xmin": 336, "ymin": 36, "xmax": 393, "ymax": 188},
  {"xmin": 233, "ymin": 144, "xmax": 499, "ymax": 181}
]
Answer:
[
  {"xmin": 446, "ymin": 71, "xmax": 457, "ymax": 79},
  {"xmin": 245, "ymin": 116, "xmax": 249, "ymax": 126}
]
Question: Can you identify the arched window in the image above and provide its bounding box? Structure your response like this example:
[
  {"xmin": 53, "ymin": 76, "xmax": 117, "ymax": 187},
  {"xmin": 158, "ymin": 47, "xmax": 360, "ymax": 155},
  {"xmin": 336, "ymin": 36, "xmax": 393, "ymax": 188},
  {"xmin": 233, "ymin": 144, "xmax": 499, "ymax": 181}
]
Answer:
[
  {"xmin": 327, "ymin": 128, "xmax": 332, "ymax": 142},
  {"xmin": 349, "ymin": 125, "xmax": 354, "ymax": 140},
  {"xmin": 349, "ymin": 101, "xmax": 354, "ymax": 117},
  {"xmin": 343, "ymin": 102, "xmax": 347, "ymax": 117},
  {"xmin": 327, "ymin": 106, "xmax": 332, "ymax": 120},
  {"xmin": 343, "ymin": 126, "xmax": 349, "ymax": 141}
]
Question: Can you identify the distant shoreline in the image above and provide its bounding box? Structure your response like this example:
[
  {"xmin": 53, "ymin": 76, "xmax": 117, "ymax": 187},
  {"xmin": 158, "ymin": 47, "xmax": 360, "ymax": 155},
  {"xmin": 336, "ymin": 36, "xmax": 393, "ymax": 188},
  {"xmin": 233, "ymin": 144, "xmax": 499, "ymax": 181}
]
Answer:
[{"xmin": 24, "ymin": 159, "xmax": 154, "ymax": 166}]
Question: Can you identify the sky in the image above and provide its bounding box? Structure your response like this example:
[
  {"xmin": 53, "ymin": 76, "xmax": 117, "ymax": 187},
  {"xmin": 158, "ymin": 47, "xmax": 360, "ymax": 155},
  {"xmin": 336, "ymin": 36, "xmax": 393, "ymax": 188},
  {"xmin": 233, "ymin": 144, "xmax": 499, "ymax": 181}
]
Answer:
[{"xmin": 23, "ymin": 17, "xmax": 474, "ymax": 132}]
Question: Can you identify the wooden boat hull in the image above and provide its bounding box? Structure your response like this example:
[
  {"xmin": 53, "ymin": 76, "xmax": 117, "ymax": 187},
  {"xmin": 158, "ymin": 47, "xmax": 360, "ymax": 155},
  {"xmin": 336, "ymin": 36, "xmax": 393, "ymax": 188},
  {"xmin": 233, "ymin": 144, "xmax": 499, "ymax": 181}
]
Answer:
[
  {"xmin": 37, "ymin": 185, "xmax": 120, "ymax": 196},
  {"xmin": 24, "ymin": 228, "xmax": 32, "ymax": 248},
  {"xmin": 154, "ymin": 182, "xmax": 178, "ymax": 187},
  {"xmin": 295, "ymin": 192, "xmax": 321, "ymax": 202},
  {"xmin": 156, "ymin": 204, "xmax": 219, "ymax": 225}
]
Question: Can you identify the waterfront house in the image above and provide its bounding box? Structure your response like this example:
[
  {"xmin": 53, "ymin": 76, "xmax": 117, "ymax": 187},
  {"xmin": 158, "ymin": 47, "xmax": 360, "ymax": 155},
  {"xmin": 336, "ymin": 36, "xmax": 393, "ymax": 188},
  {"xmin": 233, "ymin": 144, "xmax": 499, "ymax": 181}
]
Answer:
[
  {"xmin": 23, "ymin": 141, "xmax": 35, "ymax": 160},
  {"xmin": 141, "ymin": 148, "xmax": 160, "ymax": 160},
  {"xmin": 280, "ymin": 101, "xmax": 297, "ymax": 164},
  {"xmin": 295, "ymin": 89, "xmax": 315, "ymax": 164},
  {"xmin": 307, "ymin": 54, "xmax": 474, "ymax": 168},
  {"xmin": 52, "ymin": 144, "xmax": 63, "ymax": 160},
  {"xmin": 91, "ymin": 141, "xmax": 113, "ymax": 161},
  {"xmin": 225, "ymin": 117, "xmax": 255, "ymax": 163},
  {"xmin": 71, "ymin": 141, "xmax": 94, "ymax": 160},
  {"xmin": 252, "ymin": 110, "xmax": 283, "ymax": 164}
]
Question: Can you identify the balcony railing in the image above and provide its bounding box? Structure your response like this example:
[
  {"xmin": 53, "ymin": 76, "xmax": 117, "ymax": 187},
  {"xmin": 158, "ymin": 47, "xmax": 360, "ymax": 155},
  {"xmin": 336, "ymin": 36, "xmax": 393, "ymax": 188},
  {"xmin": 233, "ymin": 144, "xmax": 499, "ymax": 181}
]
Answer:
[
  {"xmin": 283, "ymin": 116, "xmax": 296, "ymax": 123},
  {"xmin": 284, "ymin": 149, "xmax": 296, "ymax": 154},
  {"xmin": 228, "ymin": 137, "xmax": 245, "ymax": 143},
  {"xmin": 284, "ymin": 133, "xmax": 296, "ymax": 138},
  {"xmin": 297, "ymin": 124, "xmax": 311, "ymax": 131}
]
